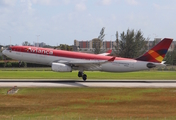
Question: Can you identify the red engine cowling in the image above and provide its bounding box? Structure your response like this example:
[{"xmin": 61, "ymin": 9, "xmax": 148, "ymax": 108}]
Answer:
[{"xmin": 52, "ymin": 63, "xmax": 72, "ymax": 72}]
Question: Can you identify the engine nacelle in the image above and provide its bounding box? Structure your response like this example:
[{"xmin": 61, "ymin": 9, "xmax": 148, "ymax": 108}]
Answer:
[{"xmin": 52, "ymin": 63, "xmax": 72, "ymax": 72}]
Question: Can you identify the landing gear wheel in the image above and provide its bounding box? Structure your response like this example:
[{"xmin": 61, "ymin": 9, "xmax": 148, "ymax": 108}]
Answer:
[
  {"xmin": 78, "ymin": 71, "xmax": 83, "ymax": 77},
  {"xmin": 19, "ymin": 61, "xmax": 22, "ymax": 68},
  {"xmin": 82, "ymin": 74, "xmax": 87, "ymax": 81}
]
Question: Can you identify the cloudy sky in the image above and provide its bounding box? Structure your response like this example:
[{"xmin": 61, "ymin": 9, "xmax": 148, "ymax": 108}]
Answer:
[{"xmin": 0, "ymin": 0, "xmax": 176, "ymax": 46}]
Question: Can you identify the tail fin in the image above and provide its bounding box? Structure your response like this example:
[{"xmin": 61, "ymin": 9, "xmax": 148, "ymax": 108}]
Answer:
[{"xmin": 136, "ymin": 38, "xmax": 173, "ymax": 63}]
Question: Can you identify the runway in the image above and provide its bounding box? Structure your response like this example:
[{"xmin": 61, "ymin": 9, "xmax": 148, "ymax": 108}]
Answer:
[{"xmin": 0, "ymin": 79, "xmax": 176, "ymax": 88}]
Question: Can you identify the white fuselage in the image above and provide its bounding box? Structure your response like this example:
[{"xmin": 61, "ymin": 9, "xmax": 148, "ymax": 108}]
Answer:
[{"xmin": 3, "ymin": 50, "xmax": 163, "ymax": 72}]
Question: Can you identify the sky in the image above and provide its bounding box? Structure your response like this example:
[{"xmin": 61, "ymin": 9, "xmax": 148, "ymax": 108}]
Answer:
[{"xmin": 0, "ymin": 0, "xmax": 176, "ymax": 46}]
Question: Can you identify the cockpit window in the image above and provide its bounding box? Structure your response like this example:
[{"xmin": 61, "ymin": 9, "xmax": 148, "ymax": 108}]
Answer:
[{"xmin": 7, "ymin": 47, "xmax": 12, "ymax": 50}]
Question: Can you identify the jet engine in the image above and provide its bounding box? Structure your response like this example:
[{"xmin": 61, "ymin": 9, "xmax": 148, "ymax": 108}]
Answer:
[
  {"xmin": 52, "ymin": 63, "xmax": 72, "ymax": 72},
  {"xmin": 146, "ymin": 63, "xmax": 156, "ymax": 68}
]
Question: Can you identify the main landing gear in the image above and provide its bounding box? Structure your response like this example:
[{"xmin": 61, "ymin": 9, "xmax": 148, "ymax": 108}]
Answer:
[
  {"xmin": 19, "ymin": 61, "xmax": 22, "ymax": 67},
  {"xmin": 78, "ymin": 71, "xmax": 87, "ymax": 81}
]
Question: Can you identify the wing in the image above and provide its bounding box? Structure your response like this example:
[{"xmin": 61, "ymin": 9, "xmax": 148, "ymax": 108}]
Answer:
[{"xmin": 54, "ymin": 57, "xmax": 116, "ymax": 71}]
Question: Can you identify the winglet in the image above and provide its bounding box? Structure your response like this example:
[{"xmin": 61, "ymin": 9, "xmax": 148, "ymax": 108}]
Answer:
[{"xmin": 108, "ymin": 56, "xmax": 116, "ymax": 62}]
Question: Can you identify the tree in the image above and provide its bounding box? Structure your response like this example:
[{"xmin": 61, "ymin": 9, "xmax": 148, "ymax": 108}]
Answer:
[
  {"xmin": 0, "ymin": 46, "xmax": 3, "ymax": 60},
  {"xmin": 22, "ymin": 41, "xmax": 31, "ymax": 46},
  {"xmin": 92, "ymin": 38, "xmax": 101, "ymax": 54},
  {"xmin": 43, "ymin": 44, "xmax": 56, "ymax": 48},
  {"xmin": 93, "ymin": 27, "xmax": 105, "ymax": 54},
  {"xmin": 164, "ymin": 45, "xmax": 176, "ymax": 65},
  {"xmin": 116, "ymin": 29, "xmax": 147, "ymax": 58},
  {"xmin": 113, "ymin": 31, "xmax": 119, "ymax": 56},
  {"xmin": 59, "ymin": 44, "xmax": 73, "ymax": 51},
  {"xmin": 151, "ymin": 40, "xmax": 156, "ymax": 48}
]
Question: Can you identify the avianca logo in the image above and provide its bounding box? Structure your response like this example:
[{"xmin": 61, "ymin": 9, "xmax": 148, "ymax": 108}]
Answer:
[
  {"xmin": 148, "ymin": 50, "xmax": 163, "ymax": 62},
  {"xmin": 26, "ymin": 48, "xmax": 53, "ymax": 55}
]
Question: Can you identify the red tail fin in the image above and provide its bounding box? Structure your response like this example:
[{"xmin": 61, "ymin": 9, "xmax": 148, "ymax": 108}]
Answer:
[{"xmin": 136, "ymin": 38, "xmax": 173, "ymax": 63}]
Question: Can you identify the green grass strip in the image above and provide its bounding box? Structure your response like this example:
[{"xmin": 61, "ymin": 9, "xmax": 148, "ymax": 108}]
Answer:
[{"xmin": 0, "ymin": 71, "xmax": 175, "ymax": 80}]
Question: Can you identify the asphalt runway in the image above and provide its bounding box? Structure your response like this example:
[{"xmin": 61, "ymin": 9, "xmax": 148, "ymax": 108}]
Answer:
[{"xmin": 0, "ymin": 79, "xmax": 176, "ymax": 88}]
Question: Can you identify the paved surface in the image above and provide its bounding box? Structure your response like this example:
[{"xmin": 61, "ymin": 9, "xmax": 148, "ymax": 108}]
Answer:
[{"xmin": 0, "ymin": 79, "xmax": 176, "ymax": 88}]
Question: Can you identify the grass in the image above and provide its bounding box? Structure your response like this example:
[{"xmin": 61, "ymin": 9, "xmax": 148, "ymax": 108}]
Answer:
[
  {"xmin": 0, "ymin": 70, "xmax": 176, "ymax": 80},
  {"xmin": 0, "ymin": 88, "xmax": 176, "ymax": 119}
]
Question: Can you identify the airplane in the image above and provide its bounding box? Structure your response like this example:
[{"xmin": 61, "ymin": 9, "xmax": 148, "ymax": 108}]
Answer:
[{"xmin": 2, "ymin": 38, "xmax": 173, "ymax": 81}]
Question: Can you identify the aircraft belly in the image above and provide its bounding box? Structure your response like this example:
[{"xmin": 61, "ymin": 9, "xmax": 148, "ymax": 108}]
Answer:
[
  {"xmin": 101, "ymin": 61, "xmax": 148, "ymax": 72},
  {"xmin": 101, "ymin": 63, "xmax": 131, "ymax": 72}
]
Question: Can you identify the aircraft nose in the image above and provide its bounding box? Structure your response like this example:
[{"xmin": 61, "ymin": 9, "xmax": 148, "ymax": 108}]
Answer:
[{"xmin": 2, "ymin": 50, "xmax": 6, "ymax": 55}]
